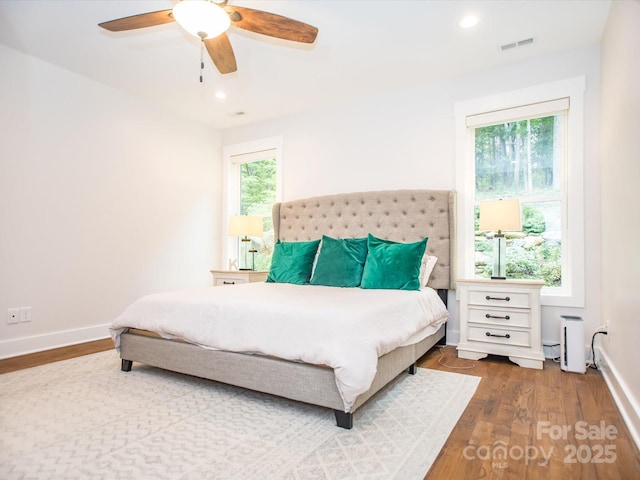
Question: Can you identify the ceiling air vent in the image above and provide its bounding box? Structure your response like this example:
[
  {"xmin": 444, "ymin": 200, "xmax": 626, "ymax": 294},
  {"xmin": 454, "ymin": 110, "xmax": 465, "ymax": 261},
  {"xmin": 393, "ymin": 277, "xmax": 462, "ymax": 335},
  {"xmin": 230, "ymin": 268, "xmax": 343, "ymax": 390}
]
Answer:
[{"xmin": 500, "ymin": 37, "xmax": 535, "ymax": 52}]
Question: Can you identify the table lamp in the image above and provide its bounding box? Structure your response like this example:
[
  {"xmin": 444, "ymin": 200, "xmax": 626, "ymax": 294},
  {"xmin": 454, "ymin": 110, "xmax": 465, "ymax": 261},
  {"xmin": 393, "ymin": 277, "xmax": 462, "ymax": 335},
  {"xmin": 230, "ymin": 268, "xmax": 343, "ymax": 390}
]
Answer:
[
  {"xmin": 228, "ymin": 215, "xmax": 263, "ymax": 270},
  {"xmin": 479, "ymin": 199, "xmax": 521, "ymax": 280}
]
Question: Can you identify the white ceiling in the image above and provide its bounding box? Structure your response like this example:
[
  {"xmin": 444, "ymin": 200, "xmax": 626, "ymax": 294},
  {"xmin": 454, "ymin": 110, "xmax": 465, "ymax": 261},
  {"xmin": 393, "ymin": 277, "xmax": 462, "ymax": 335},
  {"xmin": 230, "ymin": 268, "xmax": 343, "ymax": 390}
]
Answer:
[{"xmin": 0, "ymin": 0, "xmax": 611, "ymax": 130}]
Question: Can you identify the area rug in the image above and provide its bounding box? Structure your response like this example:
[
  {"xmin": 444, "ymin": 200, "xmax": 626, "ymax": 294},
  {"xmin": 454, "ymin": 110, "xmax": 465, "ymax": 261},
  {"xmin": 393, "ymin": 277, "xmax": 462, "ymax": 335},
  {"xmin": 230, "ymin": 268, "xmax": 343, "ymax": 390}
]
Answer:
[{"xmin": 0, "ymin": 350, "xmax": 479, "ymax": 479}]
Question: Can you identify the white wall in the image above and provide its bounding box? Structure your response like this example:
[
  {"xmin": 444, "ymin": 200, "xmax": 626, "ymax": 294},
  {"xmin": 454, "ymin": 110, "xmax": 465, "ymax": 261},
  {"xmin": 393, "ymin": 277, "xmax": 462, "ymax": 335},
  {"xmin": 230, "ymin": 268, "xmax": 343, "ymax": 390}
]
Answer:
[
  {"xmin": 0, "ymin": 45, "xmax": 222, "ymax": 357},
  {"xmin": 599, "ymin": 0, "xmax": 640, "ymax": 448},
  {"xmin": 222, "ymin": 44, "xmax": 602, "ymax": 347}
]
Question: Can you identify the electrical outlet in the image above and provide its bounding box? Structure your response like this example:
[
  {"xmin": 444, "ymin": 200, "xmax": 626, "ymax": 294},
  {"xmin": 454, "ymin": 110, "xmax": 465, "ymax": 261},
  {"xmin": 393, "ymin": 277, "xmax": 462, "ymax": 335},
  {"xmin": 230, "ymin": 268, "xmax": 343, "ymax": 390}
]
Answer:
[
  {"xmin": 7, "ymin": 308, "xmax": 20, "ymax": 324},
  {"xmin": 19, "ymin": 307, "xmax": 32, "ymax": 323}
]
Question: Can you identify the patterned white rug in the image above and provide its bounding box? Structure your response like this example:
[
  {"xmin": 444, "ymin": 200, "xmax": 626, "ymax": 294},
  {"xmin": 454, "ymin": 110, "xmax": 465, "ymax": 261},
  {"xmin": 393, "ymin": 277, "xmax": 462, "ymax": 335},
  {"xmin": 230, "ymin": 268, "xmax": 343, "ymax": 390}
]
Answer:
[{"xmin": 0, "ymin": 350, "xmax": 479, "ymax": 480}]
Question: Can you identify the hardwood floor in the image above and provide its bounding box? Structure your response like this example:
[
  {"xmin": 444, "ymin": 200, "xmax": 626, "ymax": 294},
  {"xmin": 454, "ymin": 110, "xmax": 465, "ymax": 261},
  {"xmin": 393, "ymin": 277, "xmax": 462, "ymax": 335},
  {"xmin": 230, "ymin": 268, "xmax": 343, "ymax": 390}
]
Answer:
[
  {"xmin": 2, "ymin": 341, "xmax": 638, "ymax": 479},
  {"xmin": 0, "ymin": 338, "xmax": 113, "ymax": 374},
  {"xmin": 419, "ymin": 346, "xmax": 640, "ymax": 480}
]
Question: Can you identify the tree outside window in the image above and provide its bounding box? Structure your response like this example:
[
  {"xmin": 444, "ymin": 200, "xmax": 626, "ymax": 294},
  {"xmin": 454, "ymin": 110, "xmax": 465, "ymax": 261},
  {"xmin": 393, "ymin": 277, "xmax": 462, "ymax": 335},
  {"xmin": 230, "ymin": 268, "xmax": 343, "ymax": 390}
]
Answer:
[
  {"xmin": 239, "ymin": 157, "xmax": 277, "ymax": 271},
  {"xmin": 474, "ymin": 114, "xmax": 565, "ymax": 286}
]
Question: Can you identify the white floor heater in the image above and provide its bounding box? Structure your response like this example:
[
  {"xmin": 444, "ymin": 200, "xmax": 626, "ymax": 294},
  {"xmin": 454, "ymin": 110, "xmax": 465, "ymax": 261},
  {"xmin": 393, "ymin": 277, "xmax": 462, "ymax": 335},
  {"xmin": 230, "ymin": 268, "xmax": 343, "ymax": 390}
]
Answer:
[{"xmin": 560, "ymin": 315, "xmax": 586, "ymax": 373}]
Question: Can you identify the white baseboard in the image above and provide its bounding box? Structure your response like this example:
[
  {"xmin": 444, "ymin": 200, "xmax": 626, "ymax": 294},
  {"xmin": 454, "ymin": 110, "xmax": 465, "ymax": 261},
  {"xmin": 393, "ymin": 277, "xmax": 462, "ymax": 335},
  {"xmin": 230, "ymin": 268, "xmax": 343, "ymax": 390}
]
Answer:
[
  {"xmin": 445, "ymin": 327, "xmax": 460, "ymax": 346},
  {"xmin": 596, "ymin": 346, "xmax": 640, "ymax": 452},
  {"xmin": 0, "ymin": 324, "xmax": 111, "ymax": 360}
]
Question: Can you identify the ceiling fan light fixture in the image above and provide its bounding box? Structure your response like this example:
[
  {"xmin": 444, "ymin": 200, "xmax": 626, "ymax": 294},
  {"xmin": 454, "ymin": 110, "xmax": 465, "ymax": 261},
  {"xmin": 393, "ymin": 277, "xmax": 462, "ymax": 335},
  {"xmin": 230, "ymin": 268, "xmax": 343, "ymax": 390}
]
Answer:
[{"xmin": 172, "ymin": 0, "xmax": 231, "ymax": 39}]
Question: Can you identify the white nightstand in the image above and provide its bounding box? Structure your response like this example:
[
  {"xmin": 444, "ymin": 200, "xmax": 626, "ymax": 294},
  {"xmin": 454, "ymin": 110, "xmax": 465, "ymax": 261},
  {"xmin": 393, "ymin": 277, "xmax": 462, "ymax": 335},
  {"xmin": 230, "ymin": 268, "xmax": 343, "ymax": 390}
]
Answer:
[
  {"xmin": 456, "ymin": 278, "xmax": 545, "ymax": 369},
  {"xmin": 210, "ymin": 270, "xmax": 269, "ymax": 286}
]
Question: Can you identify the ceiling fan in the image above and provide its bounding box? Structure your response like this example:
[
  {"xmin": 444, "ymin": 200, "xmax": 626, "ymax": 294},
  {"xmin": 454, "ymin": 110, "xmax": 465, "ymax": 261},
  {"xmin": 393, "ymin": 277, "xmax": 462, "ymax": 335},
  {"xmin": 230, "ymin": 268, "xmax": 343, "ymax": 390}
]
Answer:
[{"xmin": 98, "ymin": 0, "xmax": 318, "ymax": 75}]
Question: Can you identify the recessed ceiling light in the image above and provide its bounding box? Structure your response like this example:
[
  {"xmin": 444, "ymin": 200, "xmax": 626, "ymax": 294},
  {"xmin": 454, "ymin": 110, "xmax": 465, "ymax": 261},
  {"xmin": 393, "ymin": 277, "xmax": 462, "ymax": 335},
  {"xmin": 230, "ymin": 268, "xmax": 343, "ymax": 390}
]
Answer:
[
  {"xmin": 459, "ymin": 15, "xmax": 479, "ymax": 29},
  {"xmin": 215, "ymin": 91, "xmax": 227, "ymax": 100}
]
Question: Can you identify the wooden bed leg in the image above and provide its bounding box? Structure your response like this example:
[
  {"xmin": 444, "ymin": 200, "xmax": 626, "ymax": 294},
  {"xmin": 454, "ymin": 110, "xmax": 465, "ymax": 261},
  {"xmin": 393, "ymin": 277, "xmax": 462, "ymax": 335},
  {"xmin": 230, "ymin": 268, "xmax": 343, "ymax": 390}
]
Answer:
[
  {"xmin": 334, "ymin": 410, "xmax": 353, "ymax": 429},
  {"xmin": 408, "ymin": 362, "xmax": 417, "ymax": 375},
  {"xmin": 121, "ymin": 359, "xmax": 133, "ymax": 372}
]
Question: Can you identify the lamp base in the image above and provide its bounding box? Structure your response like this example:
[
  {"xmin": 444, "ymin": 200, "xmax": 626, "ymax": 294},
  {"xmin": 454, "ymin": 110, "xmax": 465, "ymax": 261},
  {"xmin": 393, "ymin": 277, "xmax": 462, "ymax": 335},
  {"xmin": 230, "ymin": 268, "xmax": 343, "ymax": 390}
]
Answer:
[{"xmin": 491, "ymin": 233, "xmax": 507, "ymax": 280}]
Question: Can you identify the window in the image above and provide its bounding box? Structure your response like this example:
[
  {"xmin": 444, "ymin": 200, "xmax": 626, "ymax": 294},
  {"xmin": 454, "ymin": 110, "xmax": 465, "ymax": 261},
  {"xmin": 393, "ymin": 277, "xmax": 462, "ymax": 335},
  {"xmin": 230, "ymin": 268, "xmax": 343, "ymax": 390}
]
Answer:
[
  {"xmin": 455, "ymin": 77, "xmax": 585, "ymax": 307},
  {"xmin": 223, "ymin": 137, "xmax": 282, "ymax": 271},
  {"xmin": 471, "ymin": 99, "xmax": 567, "ymax": 286}
]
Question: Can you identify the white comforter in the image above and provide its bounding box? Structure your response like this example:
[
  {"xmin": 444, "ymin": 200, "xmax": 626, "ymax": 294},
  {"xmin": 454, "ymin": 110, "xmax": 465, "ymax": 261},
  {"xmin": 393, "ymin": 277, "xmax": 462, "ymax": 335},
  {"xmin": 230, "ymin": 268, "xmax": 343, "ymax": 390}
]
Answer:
[{"xmin": 110, "ymin": 283, "xmax": 448, "ymax": 411}]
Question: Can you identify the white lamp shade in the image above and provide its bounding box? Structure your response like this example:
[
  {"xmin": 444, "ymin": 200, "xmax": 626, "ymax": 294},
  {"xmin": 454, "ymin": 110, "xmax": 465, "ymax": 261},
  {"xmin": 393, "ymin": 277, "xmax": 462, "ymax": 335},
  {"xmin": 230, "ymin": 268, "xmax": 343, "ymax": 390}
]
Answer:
[
  {"xmin": 172, "ymin": 0, "xmax": 231, "ymax": 39},
  {"xmin": 228, "ymin": 215, "xmax": 263, "ymax": 237},
  {"xmin": 479, "ymin": 199, "xmax": 522, "ymax": 232}
]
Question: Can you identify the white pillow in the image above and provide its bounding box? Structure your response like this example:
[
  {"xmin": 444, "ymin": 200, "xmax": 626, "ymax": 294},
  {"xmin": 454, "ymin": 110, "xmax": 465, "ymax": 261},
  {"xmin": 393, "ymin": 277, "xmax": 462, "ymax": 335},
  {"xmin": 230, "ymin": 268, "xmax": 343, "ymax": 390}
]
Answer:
[{"xmin": 419, "ymin": 255, "xmax": 438, "ymax": 288}]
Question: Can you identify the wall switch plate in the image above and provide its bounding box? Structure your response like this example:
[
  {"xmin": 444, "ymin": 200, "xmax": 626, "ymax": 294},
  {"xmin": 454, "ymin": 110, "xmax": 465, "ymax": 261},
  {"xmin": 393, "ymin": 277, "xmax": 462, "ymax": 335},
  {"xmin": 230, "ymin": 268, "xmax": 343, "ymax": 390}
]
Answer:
[
  {"xmin": 7, "ymin": 308, "xmax": 20, "ymax": 324},
  {"xmin": 19, "ymin": 307, "xmax": 32, "ymax": 323}
]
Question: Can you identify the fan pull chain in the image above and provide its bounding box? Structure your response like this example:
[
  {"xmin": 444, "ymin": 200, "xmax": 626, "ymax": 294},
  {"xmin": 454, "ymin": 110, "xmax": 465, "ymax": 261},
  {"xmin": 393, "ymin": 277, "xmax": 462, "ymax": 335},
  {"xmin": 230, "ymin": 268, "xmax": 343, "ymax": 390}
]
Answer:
[{"xmin": 200, "ymin": 40, "xmax": 205, "ymax": 83}]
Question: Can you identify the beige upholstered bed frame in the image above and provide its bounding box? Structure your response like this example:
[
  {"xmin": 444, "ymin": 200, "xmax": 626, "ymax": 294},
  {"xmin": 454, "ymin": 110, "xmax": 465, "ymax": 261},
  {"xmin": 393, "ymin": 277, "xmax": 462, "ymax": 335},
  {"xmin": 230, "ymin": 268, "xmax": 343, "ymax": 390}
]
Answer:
[{"xmin": 119, "ymin": 189, "xmax": 456, "ymax": 428}]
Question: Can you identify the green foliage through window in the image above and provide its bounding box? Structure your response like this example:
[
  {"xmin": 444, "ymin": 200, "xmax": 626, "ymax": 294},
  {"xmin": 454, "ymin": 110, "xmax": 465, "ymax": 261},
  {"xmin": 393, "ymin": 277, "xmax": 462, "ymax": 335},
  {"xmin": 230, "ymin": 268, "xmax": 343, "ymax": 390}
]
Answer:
[
  {"xmin": 240, "ymin": 158, "xmax": 277, "ymax": 271},
  {"xmin": 474, "ymin": 115, "xmax": 564, "ymax": 287}
]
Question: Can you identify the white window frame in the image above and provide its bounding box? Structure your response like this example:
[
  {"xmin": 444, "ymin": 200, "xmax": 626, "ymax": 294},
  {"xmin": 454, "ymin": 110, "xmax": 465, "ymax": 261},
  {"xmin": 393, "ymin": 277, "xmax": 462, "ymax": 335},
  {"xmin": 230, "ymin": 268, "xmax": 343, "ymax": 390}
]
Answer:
[
  {"xmin": 222, "ymin": 136, "xmax": 283, "ymax": 269},
  {"xmin": 454, "ymin": 77, "xmax": 586, "ymax": 307}
]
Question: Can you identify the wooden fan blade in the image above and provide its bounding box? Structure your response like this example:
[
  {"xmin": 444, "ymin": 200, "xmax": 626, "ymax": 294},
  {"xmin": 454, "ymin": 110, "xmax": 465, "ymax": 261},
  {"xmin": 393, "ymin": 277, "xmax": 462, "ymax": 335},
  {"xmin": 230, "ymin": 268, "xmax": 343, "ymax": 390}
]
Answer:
[
  {"xmin": 98, "ymin": 9, "xmax": 174, "ymax": 32},
  {"xmin": 204, "ymin": 34, "xmax": 237, "ymax": 74},
  {"xmin": 225, "ymin": 6, "xmax": 318, "ymax": 44}
]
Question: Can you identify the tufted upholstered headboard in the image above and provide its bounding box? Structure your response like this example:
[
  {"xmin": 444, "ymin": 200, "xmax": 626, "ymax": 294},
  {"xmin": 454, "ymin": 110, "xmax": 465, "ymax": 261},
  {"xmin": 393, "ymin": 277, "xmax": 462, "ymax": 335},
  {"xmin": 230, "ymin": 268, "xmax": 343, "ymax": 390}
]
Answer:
[{"xmin": 272, "ymin": 190, "xmax": 456, "ymax": 290}]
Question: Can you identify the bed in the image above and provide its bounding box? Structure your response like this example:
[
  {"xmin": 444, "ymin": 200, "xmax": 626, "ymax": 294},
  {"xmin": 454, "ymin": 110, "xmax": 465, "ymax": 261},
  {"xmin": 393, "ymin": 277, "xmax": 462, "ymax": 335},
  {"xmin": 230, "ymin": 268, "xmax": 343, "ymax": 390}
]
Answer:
[{"xmin": 111, "ymin": 189, "xmax": 456, "ymax": 429}]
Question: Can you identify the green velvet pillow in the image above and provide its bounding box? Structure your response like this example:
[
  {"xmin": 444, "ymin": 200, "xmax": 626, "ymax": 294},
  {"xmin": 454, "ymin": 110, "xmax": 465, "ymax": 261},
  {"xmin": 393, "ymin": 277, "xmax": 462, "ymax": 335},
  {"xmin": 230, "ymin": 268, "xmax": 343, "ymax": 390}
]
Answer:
[
  {"xmin": 310, "ymin": 235, "xmax": 368, "ymax": 287},
  {"xmin": 266, "ymin": 239, "xmax": 320, "ymax": 285},
  {"xmin": 360, "ymin": 234, "xmax": 428, "ymax": 291}
]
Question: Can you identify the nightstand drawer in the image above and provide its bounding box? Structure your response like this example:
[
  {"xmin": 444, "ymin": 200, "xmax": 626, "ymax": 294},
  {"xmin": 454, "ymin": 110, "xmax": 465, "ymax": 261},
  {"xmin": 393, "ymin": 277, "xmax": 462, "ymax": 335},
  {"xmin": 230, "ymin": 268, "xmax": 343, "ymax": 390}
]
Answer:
[
  {"xmin": 468, "ymin": 289, "xmax": 532, "ymax": 309},
  {"xmin": 468, "ymin": 326, "xmax": 531, "ymax": 348},
  {"xmin": 468, "ymin": 307, "xmax": 531, "ymax": 328},
  {"xmin": 214, "ymin": 277, "xmax": 248, "ymax": 286}
]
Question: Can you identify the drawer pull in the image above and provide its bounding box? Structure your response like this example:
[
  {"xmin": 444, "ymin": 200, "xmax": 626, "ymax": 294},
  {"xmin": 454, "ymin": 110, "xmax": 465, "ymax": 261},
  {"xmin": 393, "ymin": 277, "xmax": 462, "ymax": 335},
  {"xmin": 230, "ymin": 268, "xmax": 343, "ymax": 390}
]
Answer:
[
  {"xmin": 486, "ymin": 314, "xmax": 510, "ymax": 320},
  {"xmin": 223, "ymin": 281, "xmax": 236, "ymax": 285},
  {"xmin": 486, "ymin": 295, "xmax": 511, "ymax": 302},
  {"xmin": 486, "ymin": 332, "xmax": 511, "ymax": 339}
]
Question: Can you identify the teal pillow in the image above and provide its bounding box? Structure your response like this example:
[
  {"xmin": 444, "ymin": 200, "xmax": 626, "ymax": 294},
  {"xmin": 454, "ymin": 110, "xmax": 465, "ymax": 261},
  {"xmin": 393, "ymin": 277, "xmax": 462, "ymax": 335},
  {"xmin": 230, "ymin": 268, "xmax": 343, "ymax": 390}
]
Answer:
[
  {"xmin": 266, "ymin": 239, "xmax": 320, "ymax": 285},
  {"xmin": 310, "ymin": 236, "xmax": 368, "ymax": 287},
  {"xmin": 360, "ymin": 234, "xmax": 428, "ymax": 291}
]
